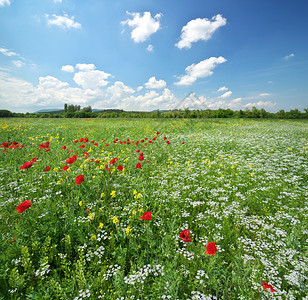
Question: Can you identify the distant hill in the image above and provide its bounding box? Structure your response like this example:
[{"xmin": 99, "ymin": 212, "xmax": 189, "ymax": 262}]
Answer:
[{"xmin": 35, "ymin": 109, "xmax": 63, "ymax": 114}]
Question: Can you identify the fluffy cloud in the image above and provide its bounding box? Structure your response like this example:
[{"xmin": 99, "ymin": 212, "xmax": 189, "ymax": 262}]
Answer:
[
  {"xmin": 46, "ymin": 13, "xmax": 82, "ymax": 29},
  {"xmin": 259, "ymin": 93, "xmax": 270, "ymax": 97},
  {"xmin": 147, "ymin": 44, "xmax": 154, "ymax": 52},
  {"xmin": 0, "ymin": 0, "xmax": 10, "ymax": 7},
  {"xmin": 121, "ymin": 11, "xmax": 162, "ymax": 43},
  {"xmin": 107, "ymin": 81, "xmax": 135, "ymax": 101},
  {"xmin": 75, "ymin": 63, "xmax": 96, "ymax": 71},
  {"xmin": 219, "ymin": 91, "xmax": 232, "ymax": 99},
  {"xmin": 283, "ymin": 53, "xmax": 294, "ymax": 60},
  {"xmin": 12, "ymin": 60, "xmax": 25, "ymax": 68},
  {"xmin": 0, "ymin": 47, "xmax": 17, "ymax": 57},
  {"xmin": 73, "ymin": 69, "xmax": 111, "ymax": 89},
  {"xmin": 137, "ymin": 86, "xmax": 143, "ymax": 92},
  {"xmin": 243, "ymin": 101, "xmax": 276, "ymax": 109},
  {"xmin": 175, "ymin": 56, "xmax": 227, "ymax": 86},
  {"xmin": 145, "ymin": 76, "xmax": 166, "ymax": 89},
  {"xmin": 176, "ymin": 14, "xmax": 227, "ymax": 49},
  {"xmin": 61, "ymin": 65, "xmax": 75, "ymax": 72},
  {"xmin": 217, "ymin": 86, "xmax": 228, "ymax": 92}
]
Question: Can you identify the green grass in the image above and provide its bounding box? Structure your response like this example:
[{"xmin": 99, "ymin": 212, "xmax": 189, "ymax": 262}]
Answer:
[{"xmin": 0, "ymin": 118, "xmax": 307, "ymax": 299}]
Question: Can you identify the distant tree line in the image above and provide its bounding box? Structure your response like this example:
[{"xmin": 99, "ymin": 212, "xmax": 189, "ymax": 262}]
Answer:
[{"xmin": 1, "ymin": 106, "xmax": 308, "ymax": 119}]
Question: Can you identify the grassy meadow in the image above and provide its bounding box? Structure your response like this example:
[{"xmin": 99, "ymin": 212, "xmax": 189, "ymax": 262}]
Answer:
[{"xmin": 0, "ymin": 118, "xmax": 307, "ymax": 300}]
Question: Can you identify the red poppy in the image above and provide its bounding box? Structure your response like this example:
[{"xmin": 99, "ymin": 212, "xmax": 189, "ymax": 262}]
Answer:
[
  {"xmin": 105, "ymin": 165, "xmax": 111, "ymax": 171},
  {"xmin": 135, "ymin": 141, "xmax": 139, "ymax": 146},
  {"xmin": 20, "ymin": 161, "xmax": 33, "ymax": 170},
  {"xmin": 12, "ymin": 142, "xmax": 19, "ymax": 145},
  {"xmin": 62, "ymin": 165, "xmax": 69, "ymax": 171},
  {"xmin": 163, "ymin": 137, "xmax": 167, "ymax": 140},
  {"xmin": 75, "ymin": 175, "xmax": 84, "ymax": 185},
  {"xmin": 179, "ymin": 230, "xmax": 191, "ymax": 243},
  {"xmin": 84, "ymin": 138, "xmax": 88, "ymax": 143},
  {"xmin": 262, "ymin": 282, "xmax": 276, "ymax": 292},
  {"xmin": 61, "ymin": 146, "xmax": 67, "ymax": 149},
  {"xmin": 91, "ymin": 140, "xmax": 95, "ymax": 143},
  {"xmin": 117, "ymin": 165, "xmax": 123, "ymax": 171},
  {"xmin": 80, "ymin": 138, "xmax": 84, "ymax": 142},
  {"xmin": 106, "ymin": 144, "xmax": 109, "ymax": 147},
  {"xmin": 147, "ymin": 160, "xmax": 150, "ymax": 163},
  {"xmin": 20, "ymin": 144, "xmax": 25, "ymax": 148},
  {"xmin": 10, "ymin": 237, "xmax": 16, "ymax": 244},
  {"xmin": 16, "ymin": 200, "xmax": 31, "ymax": 213},
  {"xmin": 206, "ymin": 242, "xmax": 217, "ymax": 255},
  {"xmin": 110, "ymin": 157, "xmax": 118, "ymax": 165},
  {"xmin": 84, "ymin": 152, "xmax": 89, "ymax": 159},
  {"xmin": 66, "ymin": 155, "xmax": 77, "ymax": 164},
  {"xmin": 74, "ymin": 139, "xmax": 78, "ymax": 143},
  {"xmin": 95, "ymin": 160, "xmax": 100, "ymax": 163},
  {"xmin": 2, "ymin": 149, "xmax": 7, "ymax": 153},
  {"xmin": 1, "ymin": 142, "xmax": 9, "ymax": 148},
  {"xmin": 94, "ymin": 143, "xmax": 98, "ymax": 146},
  {"xmin": 80, "ymin": 144, "xmax": 85, "ymax": 148},
  {"xmin": 32, "ymin": 157, "xmax": 37, "ymax": 162},
  {"xmin": 141, "ymin": 139, "xmax": 144, "ymax": 143},
  {"xmin": 166, "ymin": 141, "xmax": 170, "ymax": 145},
  {"xmin": 45, "ymin": 148, "xmax": 50, "ymax": 152},
  {"xmin": 139, "ymin": 155, "xmax": 144, "ymax": 161},
  {"xmin": 156, "ymin": 132, "xmax": 159, "ymax": 135},
  {"xmin": 43, "ymin": 166, "xmax": 50, "ymax": 172},
  {"xmin": 140, "ymin": 211, "xmax": 151, "ymax": 220},
  {"xmin": 136, "ymin": 162, "xmax": 142, "ymax": 169},
  {"xmin": 182, "ymin": 142, "xmax": 185, "ymax": 144},
  {"xmin": 136, "ymin": 150, "xmax": 140, "ymax": 153}
]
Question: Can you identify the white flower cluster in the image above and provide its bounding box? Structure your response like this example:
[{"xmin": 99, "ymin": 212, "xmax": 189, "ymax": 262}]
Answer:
[
  {"xmin": 102, "ymin": 264, "xmax": 121, "ymax": 281},
  {"xmin": 176, "ymin": 248, "xmax": 194, "ymax": 260},
  {"xmin": 188, "ymin": 291, "xmax": 217, "ymax": 300},
  {"xmin": 85, "ymin": 245, "xmax": 105, "ymax": 262},
  {"xmin": 34, "ymin": 262, "xmax": 50, "ymax": 278},
  {"xmin": 195, "ymin": 270, "xmax": 209, "ymax": 284},
  {"xmin": 74, "ymin": 289, "xmax": 91, "ymax": 300},
  {"xmin": 124, "ymin": 264, "xmax": 164, "ymax": 285}
]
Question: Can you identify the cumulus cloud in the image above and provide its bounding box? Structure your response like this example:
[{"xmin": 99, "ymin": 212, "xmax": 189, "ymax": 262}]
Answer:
[
  {"xmin": 244, "ymin": 101, "xmax": 276, "ymax": 109},
  {"xmin": 283, "ymin": 53, "xmax": 294, "ymax": 60},
  {"xmin": 0, "ymin": 0, "xmax": 10, "ymax": 7},
  {"xmin": 219, "ymin": 91, "xmax": 232, "ymax": 99},
  {"xmin": 75, "ymin": 63, "xmax": 96, "ymax": 71},
  {"xmin": 175, "ymin": 56, "xmax": 227, "ymax": 86},
  {"xmin": 61, "ymin": 65, "xmax": 75, "ymax": 72},
  {"xmin": 137, "ymin": 86, "xmax": 143, "ymax": 92},
  {"xmin": 107, "ymin": 81, "xmax": 135, "ymax": 101},
  {"xmin": 147, "ymin": 44, "xmax": 154, "ymax": 52},
  {"xmin": 0, "ymin": 47, "xmax": 18, "ymax": 57},
  {"xmin": 176, "ymin": 14, "xmax": 226, "ymax": 49},
  {"xmin": 145, "ymin": 76, "xmax": 166, "ymax": 89},
  {"xmin": 12, "ymin": 60, "xmax": 25, "ymax": 68},
  {"xmin": 121, "ymin": 11, "xmax": 162, "ymax": 43},
  {"xmin": 217, "ymin": 86, "xmax": 228, "ymax": 92},
  {"xmin": 73, "ymin": 69, "xmax": 111, "ymax": 89},
  {"xmin": 259, "ymin": 93, "xmax": 270, "ymax": 97},
  {"xmin": 46, "ymin": 13, "xmax": 82, "ymax": 29}
]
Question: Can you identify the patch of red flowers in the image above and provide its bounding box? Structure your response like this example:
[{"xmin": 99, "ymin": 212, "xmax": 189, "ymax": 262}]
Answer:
[
  {"xmin": 20, "ymin": 161, "xmax": 33, "ymax": 170},
  {"xmin": 66, "ymin": 155, "xmax": 77, "ymax": 164},
  {"xmin": 262, "ymin": 282, "xmax": 276, "ymax": 292},
  {"xmin": 140, "ymin": 211, "xmax": 151, "ymax": 220},
  {"xmin": 43, "ymin": 166, "xmax": 50, "ymax": 172},
  {"xmin": 75, "ymin": 175, "xmax": 84, "ymax": 185},
  {"xmin": 16, "ymin": 200, "xmax": 31, "ymax": 213},
  {"xmin": 206, "ymin": 242, "xmax": 217, "ymax": 255},
  {"xmin": 117, "ymin": 165, "xmax": 123, "ymax": 171},
  {"xmin": 136, "ymin": 162, "xmax": 142, "ymax": 169},
  {"xmin": 179, "ymin": 230, "xmax": 192, "ymax": 243},
  {"xmin": 110, "ymin": 157, "xmax": 118, "ymax": 165},
  {"xmin": 62, "ymin": 165, "xmax": 69, "ymax": 171}
]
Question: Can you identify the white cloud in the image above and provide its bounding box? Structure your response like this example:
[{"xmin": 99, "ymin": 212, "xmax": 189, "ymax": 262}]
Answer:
[
  {"xmin": 75, "ymin": 63, "xmax": 96, "ymax": 71},
  {"xmin": 283, "ymin": 53, "xmax": 294, "ymax": 60},
  {"xmin": 61, "ymin": 65, "xmax": 75, "ymax": 72},
  {"xmin": 73, "ymin": 70, "xmax": 111, "ymax": 89},
  {"xmin": 0, "ymin": 0, "xmax": 10, "ymax": 7},
  {"xmin": 244, "ymin": 101, "xmax": 276, "ymax": 109},
  {"xmin": 0, "ymin": 47, "xmax": 17, "ymax": 57},
  {"xmin": 175, "ymin": 14, "xmax": 227, "ymax": 49},
  {"xmin": 219, "ymin": 91, "xmax": 232, "ymax": 98},
  {"xmin": 137, "ymin": 86, "xmax": 143, "ymax": 92},
  {"xmin": 12, "ymin": 60, "xmax": 25, "ymax": 68},
  {"xmin": 107, "ymin": 81, "xmax": 135, "ymax": 101},
  {"xmin": 121, "ymin": 11, "xmax": 162, "ymax": 43},
  {"xmin": 46, "ymin": 13, "xmax": 82, "ymax": 29},
  {"xmin": 175, "ymin": 56, "xmax": 227, "ymax": 86},
  {"xmin": 53, "ymin": 0, "xmax": 62, "ymax": 3},
  {"xmin": 145, "ymin": 76, "xmax": 166, "ymax": 89},
  {"xmin": 147, "ymin": 44, "xmax": 154, "ymax": 52},
  {"xmin": 259, "ymin": 93, "xmax": 270, "ymax": 97},
  {"xmin": 217, "ymin": 86, "xmax": 228, "ymax": 92}
]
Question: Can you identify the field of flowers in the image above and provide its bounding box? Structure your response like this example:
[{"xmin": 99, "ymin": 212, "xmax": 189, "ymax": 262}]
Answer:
[{"xmin": 0, "ymin": 118, "xmax": 307, "ymax": 300}]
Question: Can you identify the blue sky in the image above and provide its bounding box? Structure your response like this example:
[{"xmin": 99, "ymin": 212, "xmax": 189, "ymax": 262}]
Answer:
[{"xmin": 0, "ymin": 0, "xmax": 307, "ymax": 112}]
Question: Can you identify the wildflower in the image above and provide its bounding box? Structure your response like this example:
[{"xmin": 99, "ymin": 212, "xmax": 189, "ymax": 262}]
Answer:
[
  {"xmin": 136, "ymin": 162, "xmax": 142, "ymax": 169},
  {"xmin": 43, "ymin": 166, "xmax": 50, "ymax": 172},
  {"xmin": 110, "ymin": 191, "xmax": 116, "ymax": 198},
  {"xmin": 75, "ymin": 175, "xmax": 84, "ymax": 185},
  {"xmin": 206, "ymin": 242, "xmax": 217, "ymax": 255},
  {"xmin": 88, "ymin": 213, "xmax": 94, "ymax": 220},
  {"xmin": 112, "ymin": 216, "xmax": 119, "ymax": 225},
  {"xmin": 90, "ymin": 235, "xmax": 96, "ymax": 241},
  {"xmin": 79, "ymin": 201, "xmax": 83, "ymax": 207},
  {"xmin": 20, "ymin": 161, "xmax": 33, "ymax": 170},
  {"xmin": 99, "ymin": 223, "xmax": 104, "ymax": 229},
  {"xmin": 179, "ymin": 230, "xmax": 191, "ymax": 243},
  {"xmin": 62, "ymin": 165, "xmax": 69, "ymax": 171},
  {"xmin": 125, "ymin": 226, "xmax": 132, "ymax": 235},
  {"xmin": 262, "ymin": 282, "xmax": 276, "ymax": 292},
  {"xmin": 117, "ymin": 165, "xmax": 123, "ymax": 171},
  {"xmin": 100, "ymin": 192, "xmax": 105, "ymax": 198},
  {"xmin": 16, "ymin": 200, "xmax": 31, "ymax": 213},
  {"xmin": 140, "ymin": 211, "xmax": 151, "ymax": 220},
  {"xmin": 110, "ymin": 157, "xmax": 118, "ymax": 165},
  {"xmin": 66, "ymin": 155, "xmax": 77, "ymax": 164}
]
